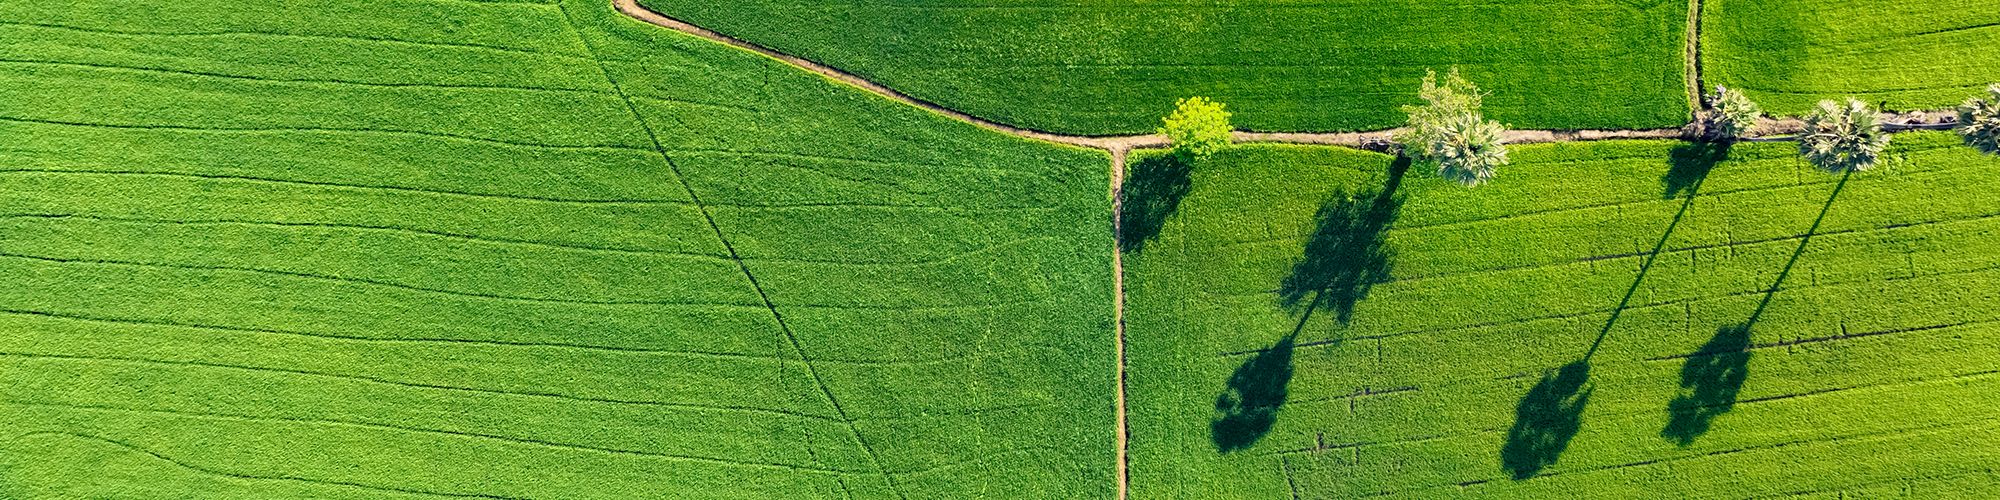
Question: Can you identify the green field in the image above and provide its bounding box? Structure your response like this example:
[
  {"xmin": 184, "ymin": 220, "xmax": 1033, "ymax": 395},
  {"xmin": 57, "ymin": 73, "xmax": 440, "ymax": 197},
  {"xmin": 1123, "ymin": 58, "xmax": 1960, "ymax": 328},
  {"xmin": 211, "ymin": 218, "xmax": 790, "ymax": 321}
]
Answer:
[
  {"xmin": 635, "ymin": 0, "xmax": 1694, "ymax": 135},
  {"xmin": 0, "ymin": 0, "xmax": 1114, "ymax": 497},
  {"xmin": 1123, "ymin": 135, "xmax": 2000, "ymax": 497},
  {"xmin": 1705, "ymin": 0, "xmax": 2000, "ymax": 115}
]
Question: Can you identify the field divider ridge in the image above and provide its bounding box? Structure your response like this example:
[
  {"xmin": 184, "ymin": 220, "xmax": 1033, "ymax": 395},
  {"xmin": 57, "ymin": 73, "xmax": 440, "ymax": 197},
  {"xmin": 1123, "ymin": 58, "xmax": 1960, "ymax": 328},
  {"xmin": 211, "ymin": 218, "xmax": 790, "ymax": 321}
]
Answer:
[{"xmin": 559, "ymin": 3, "xmax": 908, "ymax": 498}]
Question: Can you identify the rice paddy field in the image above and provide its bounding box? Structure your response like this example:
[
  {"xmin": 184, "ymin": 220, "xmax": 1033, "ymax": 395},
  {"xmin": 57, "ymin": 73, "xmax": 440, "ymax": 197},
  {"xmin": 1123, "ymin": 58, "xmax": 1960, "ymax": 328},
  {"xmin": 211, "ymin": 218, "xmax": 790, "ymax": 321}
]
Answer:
[
  {"xmin": 0, "ymin": 0, "xmax": 1114, "ymax": 497},
  {"xmin": 1122, "ymin": 136, "xmax": 2000, "ymax": 497},
  {"xmin": 1704, "ymin": 0, "xmax": 2000, "ymax": 115},
  {"xmin": 634, "ymin": 0, "xmax": 1694, "ymax": 134},
  {"xmin": 9, "ymin": 0, "xmax": 2000, "ymax": 497}
]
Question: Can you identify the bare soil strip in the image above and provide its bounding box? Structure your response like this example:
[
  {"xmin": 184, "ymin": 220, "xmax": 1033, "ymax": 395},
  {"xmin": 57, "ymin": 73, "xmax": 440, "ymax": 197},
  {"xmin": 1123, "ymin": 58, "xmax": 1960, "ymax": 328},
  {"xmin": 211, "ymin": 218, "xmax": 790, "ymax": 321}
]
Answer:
[{"xmin": 606, "ymin": 1, "xmax": 1969, "ymax": 498}]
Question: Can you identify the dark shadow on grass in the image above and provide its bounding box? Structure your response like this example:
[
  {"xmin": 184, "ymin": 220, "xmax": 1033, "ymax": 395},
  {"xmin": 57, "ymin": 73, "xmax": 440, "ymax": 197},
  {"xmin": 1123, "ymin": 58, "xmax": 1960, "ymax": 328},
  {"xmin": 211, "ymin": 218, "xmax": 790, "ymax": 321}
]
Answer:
[
  {"xmin": 1659, "ymin": 168, "xmax": 1850, "ymax": 445},
  {"xmin": 1501, "ymin": 360, "xmax": 1593, "ymax": 480},
  {"xmin": 1118, "ymin": 153, "xmax": 1194, "ymax": 253},
  {"xmin": 1212, "ymin": 330, "xmax": 1298, "ymax": 453},
  {"xmin": 1278, "ymin": 157, "xmax": 1410, "ymax": 324},
  {"xmin": 1503, "ymin": 143, "xmax": 1725, "ymax": 479},
  {"xmin": 1662, "ymin": 323, "xmax": 1752, "ymax": 445},
  {"xmin": 1664, "ymin": 142, "xmax": 1730, "ymax": 199}
]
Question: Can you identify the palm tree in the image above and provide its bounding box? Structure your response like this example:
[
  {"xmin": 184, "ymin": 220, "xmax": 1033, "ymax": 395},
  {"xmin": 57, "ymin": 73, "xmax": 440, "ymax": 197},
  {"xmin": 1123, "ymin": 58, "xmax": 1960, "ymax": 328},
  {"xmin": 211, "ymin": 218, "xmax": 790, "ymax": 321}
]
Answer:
[{"xmin": 1798, "ymin": 98, "xmax": 1890, "ymax": 173}]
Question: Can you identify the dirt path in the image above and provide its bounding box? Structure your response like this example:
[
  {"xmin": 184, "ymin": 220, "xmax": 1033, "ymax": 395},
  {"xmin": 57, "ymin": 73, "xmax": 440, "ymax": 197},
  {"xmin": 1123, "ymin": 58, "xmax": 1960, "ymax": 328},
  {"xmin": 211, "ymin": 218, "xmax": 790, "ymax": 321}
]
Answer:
[{"xmin": 607, "ymin": 1, "xmax": 1966, "ymax": 498}]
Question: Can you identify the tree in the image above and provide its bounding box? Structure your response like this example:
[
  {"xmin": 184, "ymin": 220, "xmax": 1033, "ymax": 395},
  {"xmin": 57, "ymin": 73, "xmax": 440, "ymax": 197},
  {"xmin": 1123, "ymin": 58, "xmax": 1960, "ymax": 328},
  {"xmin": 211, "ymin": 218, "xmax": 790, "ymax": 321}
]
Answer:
[
  {"xmin": 1798, "ymin": 98, "xmax": 1891, "ymax": 173},
  {"xmin": 1701, "ymin": 86, "xmax": 1762, "ymax": 141},
  {"xmin": 1397, "ymin": 68, "xmax": 1509, "ymax": 186},
  {"xmin": 1159, "ymin": 96, "xmax": 1232, "ymax": 160},
  {"xmin": 1958, "ymin": 84, "xmax": 2000, "ymax": 155}
]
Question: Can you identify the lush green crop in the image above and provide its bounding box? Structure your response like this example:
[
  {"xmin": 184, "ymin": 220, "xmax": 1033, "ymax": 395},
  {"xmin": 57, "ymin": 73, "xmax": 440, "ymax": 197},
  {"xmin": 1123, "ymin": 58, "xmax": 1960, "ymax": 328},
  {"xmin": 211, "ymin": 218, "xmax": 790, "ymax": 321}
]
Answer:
[
  {"xmin": 1705, "ymin": 0, "xmax": 2000, "ymax": 116},
  {"xmin": 0, "ymin": 0, "xmax": 1113, "ymax": 497},
  {"xmin": 1124, "ymin": 135, "xmax": 2000, "ymax": 497},
  {"xmin": 637, "ymin": 0, "xmax": 1694, "ymax": 135}
]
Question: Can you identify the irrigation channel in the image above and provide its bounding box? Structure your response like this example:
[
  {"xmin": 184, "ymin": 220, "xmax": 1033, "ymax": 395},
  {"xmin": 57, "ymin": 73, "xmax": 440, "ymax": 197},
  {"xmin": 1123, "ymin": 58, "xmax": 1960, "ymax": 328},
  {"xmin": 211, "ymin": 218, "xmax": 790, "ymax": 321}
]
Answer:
[{"xmin": 608, "ymin": 0, "xmax": 1963, "ymax": 497}]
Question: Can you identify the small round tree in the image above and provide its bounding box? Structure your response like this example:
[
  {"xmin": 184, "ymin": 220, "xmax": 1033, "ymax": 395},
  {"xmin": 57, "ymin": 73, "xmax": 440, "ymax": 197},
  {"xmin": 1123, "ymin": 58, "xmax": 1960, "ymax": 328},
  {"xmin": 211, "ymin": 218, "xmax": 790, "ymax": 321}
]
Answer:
[
  {"xmin": 1159, "ymin": 97, "xmax": 1233, "ymax": 160},
  {"xmin": 1798, "ymin": 98, "xmax": 1891, "ymax": 173},
  {"xmin": 1397, "ymin": 68, "xmax": 1509, "ymax": 186},
  {"xmin": 1957, "ymin": 84, "xmax": 2000, "ymax": 155},
  {"xmin": 1702, "ymin": 86, "xmax": 1762, "ymax": 141}
]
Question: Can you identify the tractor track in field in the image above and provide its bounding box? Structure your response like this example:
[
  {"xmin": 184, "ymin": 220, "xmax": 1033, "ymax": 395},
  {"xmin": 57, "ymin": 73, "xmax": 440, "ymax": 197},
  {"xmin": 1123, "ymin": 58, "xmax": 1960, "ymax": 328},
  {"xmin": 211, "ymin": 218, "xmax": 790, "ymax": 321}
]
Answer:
[{"xmin": 606, "ymin": 1, "xmax": 1972, "ymax": 497}]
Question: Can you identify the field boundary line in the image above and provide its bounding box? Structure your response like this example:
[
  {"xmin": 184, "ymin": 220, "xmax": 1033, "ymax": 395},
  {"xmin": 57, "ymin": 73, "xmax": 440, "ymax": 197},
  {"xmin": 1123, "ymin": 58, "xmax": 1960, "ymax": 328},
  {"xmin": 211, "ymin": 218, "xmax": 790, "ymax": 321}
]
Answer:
[{"xmin": 559, "ymin": 4, "xmax": 909, "ymax": 498}]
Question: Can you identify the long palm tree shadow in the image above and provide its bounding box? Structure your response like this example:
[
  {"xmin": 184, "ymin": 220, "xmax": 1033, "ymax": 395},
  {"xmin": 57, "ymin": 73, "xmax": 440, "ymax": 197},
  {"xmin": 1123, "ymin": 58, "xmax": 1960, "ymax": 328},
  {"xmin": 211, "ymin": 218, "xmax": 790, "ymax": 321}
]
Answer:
[
  {"xmin": 1211, "ymin": 291, "xmax": 1318, "ymax": 452},
  {"xmin": 1662, "ymin": 168, "xmax": 1852, "ymax": 445},
  {"xmin": 1279, "ymin": 157, "xmax": 1411, "ymax": 324},
  {"xmin": 1503, "ymin": 143, "xmax": 1727, "ymax": 480},
  {"xmin": 1118, "ymin": 153, "xmax": 1194, "ymax": 253}
]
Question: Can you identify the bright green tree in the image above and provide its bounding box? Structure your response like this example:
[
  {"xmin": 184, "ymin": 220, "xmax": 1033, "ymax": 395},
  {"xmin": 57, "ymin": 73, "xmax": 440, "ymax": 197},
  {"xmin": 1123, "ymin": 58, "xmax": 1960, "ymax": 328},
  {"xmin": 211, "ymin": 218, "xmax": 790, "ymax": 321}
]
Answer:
[
  {"xmin": 1159, "ymin": 97, "xmax": 1232, "ymax": 159},
  {"xmin": 1798, "ymin": 98, "xmax": 1891, "ymax": 173},
  {"xmin": 1957, "ymin": 84, "xmax": 2000, "ymax": 155},
  {"xmin": 1702, "ymin": 86, "xmax": 1762, "ymax": 141},
  {"xmin": 1397, "ymin": 68, "xmax": 1509, "ymax": 186}
]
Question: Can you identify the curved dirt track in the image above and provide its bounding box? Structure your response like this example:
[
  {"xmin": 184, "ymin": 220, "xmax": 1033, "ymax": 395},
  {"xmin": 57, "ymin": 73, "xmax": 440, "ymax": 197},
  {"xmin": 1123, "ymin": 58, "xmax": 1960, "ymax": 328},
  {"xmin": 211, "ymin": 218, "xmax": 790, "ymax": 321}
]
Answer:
[{"xmin": 608, "ymin": 1, "xmax": 1968, "ymax": 499}]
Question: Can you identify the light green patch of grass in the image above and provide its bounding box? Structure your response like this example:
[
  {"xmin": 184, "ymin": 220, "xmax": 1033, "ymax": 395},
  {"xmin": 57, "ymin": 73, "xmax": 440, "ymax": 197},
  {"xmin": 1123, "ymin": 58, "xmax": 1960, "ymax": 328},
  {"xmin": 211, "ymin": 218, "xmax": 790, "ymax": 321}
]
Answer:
[
  {"xmin": 1705, "ymin": 0, "xmax": 2000, "ymax": 115},
  {"xmin": 0, "ymin": 0, "xmax": 1113, "ymax": 497},
  {"xmin": 1124, "ymin": 134, "xmax": 2000, "ymax": 497},
  {"xmin": 638, "ymin": 0, "xmax": 1693, "ymax": 135}
]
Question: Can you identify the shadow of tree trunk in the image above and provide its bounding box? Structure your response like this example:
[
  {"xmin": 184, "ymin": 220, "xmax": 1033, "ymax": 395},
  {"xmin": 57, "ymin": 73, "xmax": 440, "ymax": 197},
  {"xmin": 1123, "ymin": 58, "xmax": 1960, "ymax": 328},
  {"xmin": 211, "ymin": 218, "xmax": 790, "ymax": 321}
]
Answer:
[
  {"xmin": 1278, "ymin": 157, "xmax": 1410, "ymax": 324},
  {"xmin": 1659, "ymin": 167, "xmax": 1849, "ymax": 445}
]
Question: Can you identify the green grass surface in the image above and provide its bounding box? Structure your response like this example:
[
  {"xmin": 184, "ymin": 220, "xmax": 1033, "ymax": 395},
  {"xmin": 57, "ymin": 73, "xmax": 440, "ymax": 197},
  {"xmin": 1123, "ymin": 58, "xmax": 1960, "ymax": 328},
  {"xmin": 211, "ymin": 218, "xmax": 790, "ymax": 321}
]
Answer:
[
  {"xmin": 0, "ymin": 0, "xmax": 1114, "ymax": 497},
  {"xmin": 637, "ymin": 0, "xmax": 1694, "ymax": 135},
  {"xmin": 1123, "ymin": 134, "xmax": 2000, "ymax": 497},
  {"xmin": 1705, "ymin": 0, "xmax": 2000, "ymax": 115}
]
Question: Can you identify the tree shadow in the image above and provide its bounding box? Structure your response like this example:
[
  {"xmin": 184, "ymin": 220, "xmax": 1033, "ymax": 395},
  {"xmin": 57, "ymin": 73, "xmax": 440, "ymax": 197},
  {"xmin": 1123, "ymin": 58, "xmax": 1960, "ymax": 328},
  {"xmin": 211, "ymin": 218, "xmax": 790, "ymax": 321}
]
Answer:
[
  {"xmin": 1277, "ymin": 157, "xmax": 1410, "ymax": 324},
  {"xmin": 1117, "ymin": 153, "xmax": 1194, "ymax": 253},
  {"xmin": 1501, "ymin": 143, "xmax": 1725, "ymax": 479},
  {"xmin": 1212, "ymin": 331, "xmax": 1297, "ymax": 453},
  {"xmin": 1658, "ymin": 168, "xmax": 1850, "ymax": 445},
  {"xmin": 1501, "ymin": 360, "xmax": 1593, "ymax": 480},
  {"xmin": 1664, "ymin": 142, "xmax": 1730, "ymax": 199},
  {"xmin": 1662, "ymin": 323, "xmax": 1752, "ymax": 445}
]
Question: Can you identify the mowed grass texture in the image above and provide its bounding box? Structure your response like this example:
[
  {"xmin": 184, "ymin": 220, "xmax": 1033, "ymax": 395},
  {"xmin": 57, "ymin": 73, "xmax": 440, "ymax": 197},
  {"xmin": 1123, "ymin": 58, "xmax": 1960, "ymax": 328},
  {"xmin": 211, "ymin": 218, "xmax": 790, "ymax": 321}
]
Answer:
[
  {"xmin": 1123, "ymin": 135, "xmax": 2000, "ymax": 497},
  {"xmin": 1705, "ymin": 0, "xmax": 2000, "ymax": 115},
  {"xmin": 636, "ymin": 0, "xmax": 1692, "ymax": 135},
  {"xmin": 0, "ymin": 0, "xmax": 1114, "ymax": 497}
]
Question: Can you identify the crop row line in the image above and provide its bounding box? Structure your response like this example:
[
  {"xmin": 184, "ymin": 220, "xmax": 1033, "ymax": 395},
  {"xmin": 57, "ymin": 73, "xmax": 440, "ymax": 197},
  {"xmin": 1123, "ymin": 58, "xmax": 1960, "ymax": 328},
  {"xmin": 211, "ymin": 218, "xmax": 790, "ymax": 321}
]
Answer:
[
  {"xmin": 0, "ymin": 304, "xmax": 1077, "ymax": 370},
  {"xmin": 5, "ymin": 212, "xmax": 1075, "ymax": 269},
  {"xmin": 0, "ymin": 250, "xmax": 760, "ymax": 308},
  {"xmin": 0, "ymin": 115, "xmax": 653, "ymax": 153},
  {"xmin": 0, "ymin": 19, "xmax": 585, "ymax": 61},
  {"xmin": 0, "ymin": 213, "xmax": 727, "ymax": 260},
  {"xmin": 0, "ymin": 168, "xmax": 684, "ymax": 205},
  {"xmin": 0, "ymin": 168, "xmax": 1060, "ymax": 215},
  {"xmin": 0, "ymin": 57, "xmax": 614, "ymax": 97},
  {"xmin": 6, "ymin": 431, "xmax": 521, "ymax": 499},
  {"xmin": 2, "ymin": 398, "xmax": 854, "ymax": 474},
  {"xmin": 0, "ymin": 349, "xmax": 844, "ymax": 423}
]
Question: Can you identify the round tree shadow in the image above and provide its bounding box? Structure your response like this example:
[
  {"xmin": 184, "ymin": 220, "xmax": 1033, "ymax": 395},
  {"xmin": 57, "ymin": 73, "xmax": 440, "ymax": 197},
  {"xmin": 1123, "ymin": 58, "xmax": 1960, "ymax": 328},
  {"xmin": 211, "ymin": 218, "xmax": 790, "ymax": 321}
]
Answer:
[
  {"xmin": 1212, "ymin": 334, "xmax": 1296, "ymax": 453},
  {"xmin": 1501, "ymin": 360, "xmax": 1593, "ymax": 480},
  {"xmin": 1662, "ymin": 323, "xmax": 1753, "ymax": 446}
]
